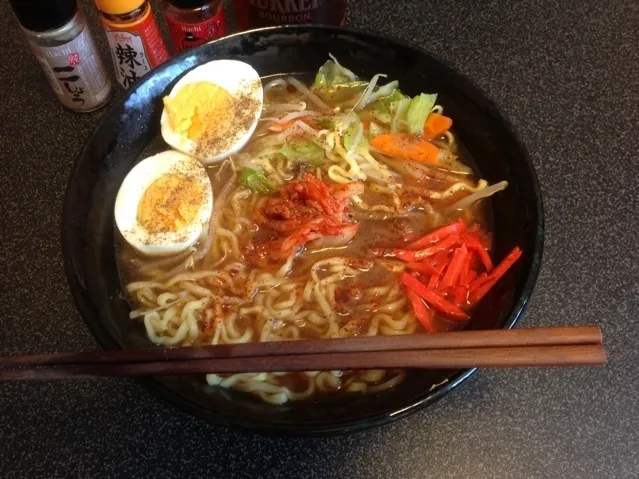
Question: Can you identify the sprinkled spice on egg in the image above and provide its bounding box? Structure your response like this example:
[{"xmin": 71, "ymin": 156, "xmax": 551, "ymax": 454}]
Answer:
[{"xmin": 160, "ymin": 60, "xmax": 263, "ymax": 164}]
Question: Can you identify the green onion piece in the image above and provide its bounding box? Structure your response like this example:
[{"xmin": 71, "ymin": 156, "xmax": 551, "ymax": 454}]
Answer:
[{"xmin": 239, "ymin": 167, "xmax": 274, "ymax": 194}]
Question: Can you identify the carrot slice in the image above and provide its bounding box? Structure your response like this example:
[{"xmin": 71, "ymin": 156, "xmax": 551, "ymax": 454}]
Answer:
[
  {"xmin": 458, "ymin": 250, "xmax": 474, "ymax": 286},
  {"xmin": 268, "ymin": 119, "xmax": 297, "ymax": 132},
  {"xmin": 423, "ymin": 290, "xmax": 468, "ymax": 321},
  {"xmin": 468, "ymin": 272, "xmax": 490, "ymax": 293},
  {"xmin": 412, "ymin": 234, "xmax": 459, "ymax": 260},
  {"xmin": 463, "ymin": 235, "xmax": 494, "ymax": 272},
  {"xmin": 371, "ymin": 133, "xmax": 439, "ymax": 164},
  {"xmin": 369, "ymin": 234, "xmax": 459, "ymax": 262},
  {"xmin": 407, "ymin": 220, "xmax": 466, "ymax": 249},
  {"xmin": 423, "ymin": 113, "xmax": 453, "ymax": 140},
  {"xmin": 406, "ymin": 262, "xmax": 440, "ymax": 275},
  {"xmin": 451, "ymin": 285, "xmax": 468, "ymax": 307},
  {"xmin": 441, "ymin": 244, "xmax": 468, "ymax": 288},
  {"xmin": 406, "ymin": 289, "xmax": 436, "ymax": 333},
  {"xmin": 269, "ymin": 117, "xmax": 316, "ymax": 132},
  {"xmin": 429, "ymin": 251, "xmax": 451, "ymax": 269},
  {"xmin": 427, "ymin": 272, "xmax": 440, "ymax": 290},
  {"xmin": 400, "ymin": 272, "xmax": 469, "ymax": 321},
  {"xmin": 469, "ymin": 247, "xmax": 523, "ymax": 306}
]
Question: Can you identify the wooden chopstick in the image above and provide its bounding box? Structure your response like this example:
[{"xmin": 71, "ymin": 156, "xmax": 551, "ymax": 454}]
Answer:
[
  {"xmin": 0, "ymin": 345, "xmax": 606, "ymax": 380},
  {"xmin": 0, "ymin": 326, "xmax": 602, "ymax": 367},
  {"xmin": 0, "ymin": 326, "xmax": 606, "ymax": 380}
]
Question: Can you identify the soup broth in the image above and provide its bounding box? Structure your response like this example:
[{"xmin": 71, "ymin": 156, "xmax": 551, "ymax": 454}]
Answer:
[{"xmin": 117, "ymin": 60, "xmax": 508, "ymax": 405}]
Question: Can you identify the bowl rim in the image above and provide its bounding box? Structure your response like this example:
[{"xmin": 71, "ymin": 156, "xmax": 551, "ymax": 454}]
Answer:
[{"xmin": 62, "ymin": 24, "xmax": 545, "ymax": 436}]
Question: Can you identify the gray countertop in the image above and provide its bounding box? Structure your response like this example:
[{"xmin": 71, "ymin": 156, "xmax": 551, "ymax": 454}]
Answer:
[{"xmin": 1, "ymin": 0, "xmax": 638, "ymax": 477}]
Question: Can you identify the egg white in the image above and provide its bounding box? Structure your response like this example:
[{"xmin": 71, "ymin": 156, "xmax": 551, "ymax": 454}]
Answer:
[
  {"xmin": 114, "ymin": 150, "xmax": 213, "ymax": 256},
  {"xmin": 160, "ymin": 60, "xmax": 263, "ymax": 165}
]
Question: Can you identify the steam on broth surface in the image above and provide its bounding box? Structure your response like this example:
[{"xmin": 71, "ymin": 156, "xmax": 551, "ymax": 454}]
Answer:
[{"xmin": 117, "ymin": 58, "xmax": 518, "ymax": 405}]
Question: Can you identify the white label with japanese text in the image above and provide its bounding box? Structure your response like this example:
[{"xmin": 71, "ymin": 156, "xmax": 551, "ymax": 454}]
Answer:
[
  {"xmin": 31, "ymin": 28, "xmax": 112, "ymax": 111},
  {"xmin": 106, "ymin": 30, "xmax": 151, "ymax": 89}
]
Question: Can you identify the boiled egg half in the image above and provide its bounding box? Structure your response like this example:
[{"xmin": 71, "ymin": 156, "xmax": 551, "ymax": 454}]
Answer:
[
  {"xmin": 161, "ymin": 60, "xmax": 263, "ymax": 164},
  {"xmin": 115, "ymin": 150, "xmax": 213, "ymax": 256}
]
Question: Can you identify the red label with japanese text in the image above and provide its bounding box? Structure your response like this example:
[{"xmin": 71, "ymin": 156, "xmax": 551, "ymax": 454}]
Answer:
[
  {"xmin": 103, "ymin": 8, "xmax": 170, "ymax": 88},
  {"xmin": 166, "ymin": 9, "xmax": 227, "ymax": 53}
]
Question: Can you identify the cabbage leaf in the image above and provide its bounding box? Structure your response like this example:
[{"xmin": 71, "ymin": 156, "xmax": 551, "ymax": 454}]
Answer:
[{"xmin": 280, "ymin": 139, "xmax": 326, "ymax": 166}]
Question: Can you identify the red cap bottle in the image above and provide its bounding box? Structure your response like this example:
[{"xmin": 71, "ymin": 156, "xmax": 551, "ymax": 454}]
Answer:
[{"xmin": 164, "ymin": 0, "xmax": 227, "ymax": 53}]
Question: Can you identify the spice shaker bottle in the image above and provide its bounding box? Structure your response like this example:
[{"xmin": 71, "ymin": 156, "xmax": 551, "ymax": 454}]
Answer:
[
  {"xmin": 93, "ymin": 0, "xmax": 170, "ymax": 88},
  {"xmin": 9, "ymin": 0, "xmax": 113, "ymax": 113},
  {"xmin": 233, "ymin": 0, "xmax": 346, "ymax": 30},
  {"xmin": 164, "ymin": 0, "xmax": 227, "ymax": 53}
]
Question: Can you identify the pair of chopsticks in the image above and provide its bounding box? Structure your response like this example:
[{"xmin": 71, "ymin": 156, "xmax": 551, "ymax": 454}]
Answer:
[{"xmin": 0, "ymin": 326, "xmax": 606, "ymax": 380}]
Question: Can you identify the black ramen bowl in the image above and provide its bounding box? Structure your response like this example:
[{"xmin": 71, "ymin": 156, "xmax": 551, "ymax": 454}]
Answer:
[{"xmin": 62, "ymin": 25, "xmax": 544, "ymax": 435}]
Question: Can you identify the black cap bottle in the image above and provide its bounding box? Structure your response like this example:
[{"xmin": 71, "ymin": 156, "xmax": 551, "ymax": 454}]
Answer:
[{"xmin": 9, "ymin": 0, "xmax": 113, "ymax": 112}]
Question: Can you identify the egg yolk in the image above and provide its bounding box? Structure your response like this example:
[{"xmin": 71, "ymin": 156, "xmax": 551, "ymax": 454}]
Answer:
[
  {"xmin": 163, "ymin": 82, "xmax": 235, "ymax": 140},
  {"xmin": 137, "ymin": 174, "xmax": 203, "ymax": 234}
]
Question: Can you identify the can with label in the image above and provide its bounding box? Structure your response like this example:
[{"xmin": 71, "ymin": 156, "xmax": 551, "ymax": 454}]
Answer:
[
  {"xmin": 164, "ymin": 0, "xmax": 227, "ymax": 53},
  {"xmin": 94, "ymin": 0, "xmax": 170, "ymax": 89},
  {"xmin": 9, "ymin": 0, "xmax": 113, "ymax": 112}
]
